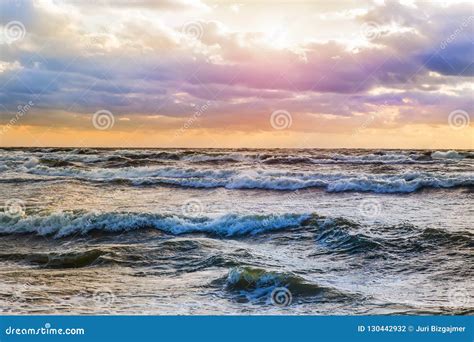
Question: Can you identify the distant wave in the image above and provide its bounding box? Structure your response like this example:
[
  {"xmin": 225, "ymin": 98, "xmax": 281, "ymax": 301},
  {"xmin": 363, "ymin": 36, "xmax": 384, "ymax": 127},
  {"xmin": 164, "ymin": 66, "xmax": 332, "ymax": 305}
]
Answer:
[
  {"xmin": 3, "ymin": 148, "xmax": 473, "ymax": 168},
  {"xmin": 20, "ymin": 162, "xmax": 474, "ymax": 193},
  {"xmin": 182, "ymin": 153, "xmax": 253, "ymax": 163},
  {"xmin": 431, "ymin": 150, "xmax": 466, "ymax": 159},
  {"xmin": 2, "ymin": 148, "xmax": 473, "ymax": 193}
]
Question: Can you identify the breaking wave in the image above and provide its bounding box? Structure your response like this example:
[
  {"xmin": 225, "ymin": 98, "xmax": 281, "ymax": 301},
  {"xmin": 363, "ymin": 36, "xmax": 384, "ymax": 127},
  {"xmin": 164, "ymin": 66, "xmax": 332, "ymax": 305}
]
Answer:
[
  {"xmin": 20, "ymin": 162, "xmax": 474, "ymax": 193},
  {"xmin": 1, "ymin": 211, "xmax": 471, "ymax": 254},
  {"xmin": 3, "ymin": 148, "xmax": 473, "ymax": 168},
  {"xmin": 219, "ymin": 266, "xmax": 362, "ymax": 304},
  {"xmin": 0, "ymin": 211, "xmax": 310, "ymax": 238}
]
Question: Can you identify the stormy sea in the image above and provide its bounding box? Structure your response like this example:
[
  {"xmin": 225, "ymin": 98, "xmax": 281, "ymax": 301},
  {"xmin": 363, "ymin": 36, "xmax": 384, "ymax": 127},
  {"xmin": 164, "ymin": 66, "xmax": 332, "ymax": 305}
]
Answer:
[{"xmin": 0, "ymin": 147, "xmax": 472, "ymax": 315}]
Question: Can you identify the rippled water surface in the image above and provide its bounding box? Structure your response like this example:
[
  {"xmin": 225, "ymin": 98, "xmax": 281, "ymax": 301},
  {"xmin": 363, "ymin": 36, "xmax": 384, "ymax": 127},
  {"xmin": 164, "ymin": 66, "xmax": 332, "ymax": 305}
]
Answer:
[{"xmin": 0, "ymin": 148, "xmax": 473, "ymax": 314}]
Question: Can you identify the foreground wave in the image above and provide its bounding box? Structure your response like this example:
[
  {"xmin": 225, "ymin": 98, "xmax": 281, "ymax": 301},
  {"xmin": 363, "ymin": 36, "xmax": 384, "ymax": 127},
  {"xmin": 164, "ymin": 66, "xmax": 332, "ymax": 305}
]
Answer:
[
  {"xmin": 1, "ymin": 211, "xmax": 472, "ymax": 253},
  {"xmin": 221, "ymin": 266, "xmax": 357, "ymax": 304},
  {"xmin": 0, "ymin": 211, "xmax": 310, "ymax": 238}
]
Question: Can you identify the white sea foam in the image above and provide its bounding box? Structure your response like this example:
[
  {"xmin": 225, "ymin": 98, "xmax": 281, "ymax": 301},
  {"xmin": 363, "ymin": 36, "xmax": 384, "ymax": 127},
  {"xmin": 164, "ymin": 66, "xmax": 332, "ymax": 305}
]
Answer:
[
  {"xmin": 328, "ymin": 153, "xmax": 419, "ymax": 164},
  {"xmin": 23, "ymin": 157, "xmax": 40, "ymax": 168},
  {"xmin": 182, "ymin": 153, "xmax": 253, "ymax": 163},
  {"xmin": 431, "ymin": 150, "xmax": 464, "ymax": 159}
]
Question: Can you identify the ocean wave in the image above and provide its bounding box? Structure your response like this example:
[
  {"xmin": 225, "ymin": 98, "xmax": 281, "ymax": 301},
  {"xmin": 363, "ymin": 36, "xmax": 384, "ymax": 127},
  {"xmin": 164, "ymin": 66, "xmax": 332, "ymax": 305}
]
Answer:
[
  {"xmin": 147, "ymin": 171, "xmax": 473, "ymax": 193},
  {"xmin": 309, "ymin": 217, "xmax": 473, "ymax": 255},
  {"xmin": 2, "ymin": 211, "xmax": 471, "ymax": 255},
  {"xmin": 19, "ymin": 161, "xmax": 474, "ymax": 193},
  {"xmin": 323, "ymin": 174, "xmax": 473, "ymax": 193},
  {"xmin": 41, "ymin": 151, "xmax": 434, "ymax": 166},
  {"xmin": 176, "ymin": 173, "xmax": 465, "ymax": 193},
  {"xmin": 0, "ymin": 249, "xmax": 106, "ymax": 268},
  {"xmin": 0, "ymin": 211, "xmax": 310, "ymax": 238},
  {"xmin": 261, "ymin": 156, "xmax": 315, "ymax": 165},
  {"xmin": 38, "ymin": 158, "xmax": 78, "ymax": 168},
  {"xmin": 182, "ymin": 153, "xmax": 253, "ymax": 163},
  {"xmin": 25, "ymin": 164, "xmax": 235, "ymax": 182},
  {"xmin": 0, "ymin": 238, "xmax": 229, "ymax": 270},
  {"xmin": 323, "ymin": 153, "xmax": 422, "ymax": 164},
  {"xmin": 5, "ymin": 149, "xmax": 472, "ymax": 169},
  {"xmin": 222, "ymin": 266, "xmax": 355, "ymax": 303},
  {"xmin": 310, "ymin": 217, "xmax": 382, "ymax": 254},
  {"xmin": 259, "ymin": 154, "xmax": 427, "ymax": 165},
  {"xmin": 431, "ymin": 150, "xmax": 465, "ymax": 159}
]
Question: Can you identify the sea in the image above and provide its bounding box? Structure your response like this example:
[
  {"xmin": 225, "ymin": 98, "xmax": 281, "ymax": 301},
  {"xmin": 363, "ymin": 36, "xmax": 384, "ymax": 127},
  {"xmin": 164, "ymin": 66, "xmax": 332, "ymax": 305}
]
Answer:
[{"xmin": 0, "ymin": 147, "xmax": 472, "ymax": 314}]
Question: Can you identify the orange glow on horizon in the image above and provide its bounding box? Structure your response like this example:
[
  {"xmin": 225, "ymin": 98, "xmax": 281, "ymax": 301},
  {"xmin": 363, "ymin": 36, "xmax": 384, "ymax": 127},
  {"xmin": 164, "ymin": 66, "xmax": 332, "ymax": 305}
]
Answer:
[{"xmin": 1, "ymin": 124, "xmax": 472, "ymax": 149}]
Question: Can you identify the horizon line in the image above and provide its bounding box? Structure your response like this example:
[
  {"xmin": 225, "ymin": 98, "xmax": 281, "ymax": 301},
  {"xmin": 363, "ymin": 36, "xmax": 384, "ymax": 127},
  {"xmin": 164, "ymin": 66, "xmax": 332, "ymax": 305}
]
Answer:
[{"xmin": 1, "ymin": 146, "xmax": 472, "ymax": 151}]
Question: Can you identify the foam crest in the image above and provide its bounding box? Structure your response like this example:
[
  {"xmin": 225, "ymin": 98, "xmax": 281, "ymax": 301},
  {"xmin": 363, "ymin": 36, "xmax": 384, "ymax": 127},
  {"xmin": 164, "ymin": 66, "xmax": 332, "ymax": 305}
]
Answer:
[{"xmin": 0, "ymin": 211, "xmax": 310, "ymax": 238}]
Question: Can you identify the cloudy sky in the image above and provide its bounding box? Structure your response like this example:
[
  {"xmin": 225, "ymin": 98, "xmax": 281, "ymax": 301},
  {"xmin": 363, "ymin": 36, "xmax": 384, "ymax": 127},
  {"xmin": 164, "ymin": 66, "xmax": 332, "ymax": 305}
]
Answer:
[{"xmin": 0, "ymin": 0, "xmax": 473, "ymax": 148}]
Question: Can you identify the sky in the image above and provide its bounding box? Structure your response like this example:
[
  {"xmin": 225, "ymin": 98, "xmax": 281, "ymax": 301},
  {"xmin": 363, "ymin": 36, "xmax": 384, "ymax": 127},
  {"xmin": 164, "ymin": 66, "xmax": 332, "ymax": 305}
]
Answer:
[{"xmin": 0, "ymin": 0, "xmax": 473, "ymax": 148}]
